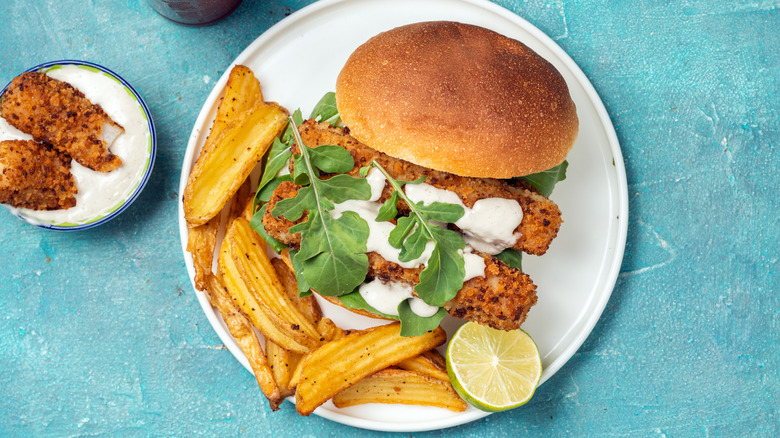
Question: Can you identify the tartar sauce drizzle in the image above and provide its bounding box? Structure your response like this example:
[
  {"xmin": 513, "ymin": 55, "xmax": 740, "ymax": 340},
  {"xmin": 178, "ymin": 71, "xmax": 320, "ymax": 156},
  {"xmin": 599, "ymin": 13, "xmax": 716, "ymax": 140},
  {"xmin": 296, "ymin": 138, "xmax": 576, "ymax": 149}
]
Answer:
[
  {"xmin": 358, "ymin": 279, "xmax": 439, "ymax": 317},
  {"xmin": 404, "ymin": 183, "xmax": 524, "ymax": 255}
]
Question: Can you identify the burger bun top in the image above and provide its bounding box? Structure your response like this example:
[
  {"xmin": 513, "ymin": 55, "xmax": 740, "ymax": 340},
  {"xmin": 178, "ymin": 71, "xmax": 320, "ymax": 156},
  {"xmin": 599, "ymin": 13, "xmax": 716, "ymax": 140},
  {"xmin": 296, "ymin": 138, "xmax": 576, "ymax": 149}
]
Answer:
[{"xmin": 336, "ymin": 21, "xmax": 579, "ymax": 178}]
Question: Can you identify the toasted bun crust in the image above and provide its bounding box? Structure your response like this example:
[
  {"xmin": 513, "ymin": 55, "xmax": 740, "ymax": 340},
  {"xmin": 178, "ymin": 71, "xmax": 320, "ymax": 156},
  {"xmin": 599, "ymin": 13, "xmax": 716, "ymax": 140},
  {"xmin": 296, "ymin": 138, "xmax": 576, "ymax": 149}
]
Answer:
[{"xmin": 336, "ymin": 21, "xmax": 578, "ymax": 178}]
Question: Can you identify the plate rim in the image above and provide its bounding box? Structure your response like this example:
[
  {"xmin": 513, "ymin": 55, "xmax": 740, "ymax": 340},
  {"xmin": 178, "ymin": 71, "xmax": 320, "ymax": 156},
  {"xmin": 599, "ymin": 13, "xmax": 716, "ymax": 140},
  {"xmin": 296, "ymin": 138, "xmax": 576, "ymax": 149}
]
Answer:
[{"xmin": 177, "ymin": 0, "xmax": 628, "ymax": 431}]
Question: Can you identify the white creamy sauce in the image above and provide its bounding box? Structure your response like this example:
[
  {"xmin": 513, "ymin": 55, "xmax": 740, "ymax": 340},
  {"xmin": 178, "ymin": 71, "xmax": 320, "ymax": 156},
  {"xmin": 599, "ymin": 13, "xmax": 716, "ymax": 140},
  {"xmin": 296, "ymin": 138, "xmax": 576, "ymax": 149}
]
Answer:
[
  {"xmin": 0, "ymin": 65, "xmax": 151, "ymax": 225},
  {"xmin": 461, "ymin": 246, "xmax": 487, "ymax": 281},
  {"xmin": 404, "ymin": 183, "xmax": 524, "ymax": 255},
  {"xmin": 358, "ymin": 279, "xmax": 438, "ymax": 317},
  {"xmin": 408, "ymin": 296, "xmax": 440, "ymax": 318},
  {"xmin": 364, "ymin": 167, "xmax": 386, "ymax": 202},
  {"xmin": 330, "ymin": 199, "xmax": 435, "ymax": 269},
  {"xmin": 277, "ymin": 162, "xmax": 291, "ymax": 176}
]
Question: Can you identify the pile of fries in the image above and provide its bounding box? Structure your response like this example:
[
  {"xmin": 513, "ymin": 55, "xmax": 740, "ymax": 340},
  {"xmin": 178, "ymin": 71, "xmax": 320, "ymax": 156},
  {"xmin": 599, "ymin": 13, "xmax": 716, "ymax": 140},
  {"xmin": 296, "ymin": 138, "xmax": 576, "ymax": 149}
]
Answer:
[{"xmin": 182, "ymin": 65, "xmax": 466, "ymax": 414}]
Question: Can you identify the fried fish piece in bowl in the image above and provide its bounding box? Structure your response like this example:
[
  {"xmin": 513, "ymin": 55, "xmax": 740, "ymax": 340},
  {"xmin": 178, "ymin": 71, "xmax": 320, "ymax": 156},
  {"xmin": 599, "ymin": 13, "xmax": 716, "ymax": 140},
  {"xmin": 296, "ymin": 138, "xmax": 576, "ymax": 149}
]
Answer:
[{"xmin": 0, "ymin": 60, "xmax": 156, "ymax": 230}]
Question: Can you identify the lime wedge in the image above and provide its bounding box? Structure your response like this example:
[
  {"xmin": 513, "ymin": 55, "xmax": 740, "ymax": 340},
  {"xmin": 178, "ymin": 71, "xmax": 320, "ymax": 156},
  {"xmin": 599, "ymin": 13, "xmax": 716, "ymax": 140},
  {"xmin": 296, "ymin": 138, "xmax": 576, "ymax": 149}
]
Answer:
[{"xmin": 446, "ymin": 323, "xmax": 542, "ymax": 412}]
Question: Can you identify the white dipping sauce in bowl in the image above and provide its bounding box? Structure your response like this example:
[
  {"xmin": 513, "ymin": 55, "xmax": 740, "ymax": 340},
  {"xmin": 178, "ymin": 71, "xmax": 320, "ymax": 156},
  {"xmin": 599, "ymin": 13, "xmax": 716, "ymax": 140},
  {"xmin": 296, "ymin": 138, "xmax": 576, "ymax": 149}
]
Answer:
[{"xmin": 0, "ymin": 61, "xmax": 156, "ymax": 230}]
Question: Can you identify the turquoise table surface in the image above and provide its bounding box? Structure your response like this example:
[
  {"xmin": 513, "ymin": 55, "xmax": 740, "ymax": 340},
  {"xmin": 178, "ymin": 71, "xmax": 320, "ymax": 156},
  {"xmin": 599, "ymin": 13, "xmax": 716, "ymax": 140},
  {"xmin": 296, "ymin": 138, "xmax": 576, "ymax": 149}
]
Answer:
[{"xmin": 1, "ymin": 0, "xmax": 777, "ymax": 436}]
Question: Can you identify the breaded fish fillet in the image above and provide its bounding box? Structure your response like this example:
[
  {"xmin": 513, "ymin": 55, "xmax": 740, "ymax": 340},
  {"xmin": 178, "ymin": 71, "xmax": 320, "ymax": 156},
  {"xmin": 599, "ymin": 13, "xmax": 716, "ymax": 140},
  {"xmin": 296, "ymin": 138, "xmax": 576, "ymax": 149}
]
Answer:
[
  {"xmin": 0, "ymin": 139, "xmax": 77, "ymax": 210},
  {"xmin": 263, "ymin": 181, "xmax": 537, "ymax": 331},
  {"xmin": 367, "ymin": 253, "xmax": 537, "ymax": 331},
  {"xmin": 0, "ymin": 72, "xmax": 124, "ymax": 172},
  {"xmin": 296, "ymin": 120, "xmax": 562, "ymax": 255}
]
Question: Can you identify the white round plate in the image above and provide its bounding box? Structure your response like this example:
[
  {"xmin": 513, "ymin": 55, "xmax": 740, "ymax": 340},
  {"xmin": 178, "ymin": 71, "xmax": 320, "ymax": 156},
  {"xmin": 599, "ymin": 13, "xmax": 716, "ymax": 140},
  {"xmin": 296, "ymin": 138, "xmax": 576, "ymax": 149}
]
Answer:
[{"xmin": 178, "ymin": 0, "xmax": 628, "ymax": 432}]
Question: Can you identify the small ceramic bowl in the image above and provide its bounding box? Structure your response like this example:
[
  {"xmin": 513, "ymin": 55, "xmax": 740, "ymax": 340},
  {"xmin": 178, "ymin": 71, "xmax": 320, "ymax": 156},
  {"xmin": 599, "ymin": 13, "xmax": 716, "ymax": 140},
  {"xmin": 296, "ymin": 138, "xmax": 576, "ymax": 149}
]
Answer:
[{"xmin": 0, "ymin": 60, "xmax": 156, "ymax": 230}]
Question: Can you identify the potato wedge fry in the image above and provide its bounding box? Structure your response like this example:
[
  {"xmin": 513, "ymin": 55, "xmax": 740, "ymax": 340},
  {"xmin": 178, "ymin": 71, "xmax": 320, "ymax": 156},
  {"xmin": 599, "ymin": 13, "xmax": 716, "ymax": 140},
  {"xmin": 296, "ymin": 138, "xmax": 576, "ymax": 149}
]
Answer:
[
  {"xmin": 187, "ymin": 175, "xmax": 252, "ymax": 291},
  {"xmin": 183, "ymin": 102, "xmax": 288, "ymax": 226},
  {"xmin": 294, "ymin": 323, "xmax": 446, "ymax": 416},
  {"xmin": 240, "ymin": 197, "xmax": 256, "ymax": 222},
  {"xmin": 266, "ymin": 338, "xmax": 303, "ymax": 404},
  {"xmin": 186, "ymin": 215, "xmax": 219, "ymax": 291},
  {"xmin": 183, "ymin": 65, "xmax": 264, "ymax": 227},
  {"xmin": 205, "ymin": 273, "xmax": 282, "ymax": 409},
  {"xmin": 228, "ymin": 178, "xmax": 252, "ymax": 225},
  {"xmin": 285, "ymin": 318, "xmax": 349, "ymax": 395},
  {"xmin": 422, "ymin": 349, "xmax": 447, "ymax": 370},
  {"xmin": 218, "ymin": 238, "xmax": 311, "ymax": 354},
  {"xmin": 209, "ymin": 65, "xmax": 263, "ymax": 142},
  {"xmin": 315, "ymin": 317, "xmax": 346, "ymax": 343},
  {"xmin": 227, "ymin": 218, "xmax": 321, "ymax": 345},
  {"xmin": 271, "ymin": 258, "xmax": 322, "ymax": 327},
  {"xmin": 332, "ymin": 368, "xmax": 466, "ymax": 412},
  {"xmin": 396, "ymin": 350, "xmax": 449, "ymax": 382},
  {"xmin": 288, "ymin": 351, "xmax": 307, "ymax": 391}
]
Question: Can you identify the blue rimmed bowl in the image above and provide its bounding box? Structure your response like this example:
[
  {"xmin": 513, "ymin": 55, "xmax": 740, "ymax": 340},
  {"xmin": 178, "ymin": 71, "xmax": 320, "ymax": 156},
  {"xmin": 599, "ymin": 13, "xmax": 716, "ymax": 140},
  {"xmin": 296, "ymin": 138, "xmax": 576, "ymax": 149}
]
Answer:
[{"xmin": 0, "ymin": 60, "xmax": 156, "ymax": 230}]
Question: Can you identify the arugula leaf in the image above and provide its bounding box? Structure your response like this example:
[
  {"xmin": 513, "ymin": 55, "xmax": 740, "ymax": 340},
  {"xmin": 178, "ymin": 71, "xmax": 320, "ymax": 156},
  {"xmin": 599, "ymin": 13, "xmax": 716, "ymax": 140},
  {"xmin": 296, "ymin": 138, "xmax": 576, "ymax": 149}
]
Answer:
[
  {"xmin": 255, "ymin": 137, "xmax": 292, "ymax": 202},
  {"xmin": 271, "ymin": 117, "xmax": 372, "ymax": 296},
  {"xmin": 374, "ymin": 174, "xmax": 423, "ymax": 223},
  {"xmin": 517, "ymin": 160, "xmax": 568, "ymax": 197},
  {"xmin": 309, "ymin": 92, "xmax": 340, "ymax": 126},
  {"xmin": 415, "ymin": 226, "xmax": 467, "ymax": 306},
  {"xmin": 370, "ymin": 160, "xmax": 467, "ymax": 307},
  {"xmin": 255, "ymin": 175, "xmax": 291, "ymax": 205},
  {"xmin": 338, "ymin": 291, "xmax": 448, "ymax": 337},
  {"xmin": 375, "ymin": 191, "xmax": 400, "ymax": 222},
  {"xmin": 397, "ymin": 222, "xmax": 429, "ymax": 262},
  {"xmin": 415, "ymin": 201, "xmax": 466, "ymax": 224},
  {"xmin": 248, "ymin": 204, "xmax": 287, "ymax": 254},
  {"xmin": 388, "ymin": 216, "xmax": 416, "ymax": 248},
  {"xmin": 282, "ymin": 109, "xmax": 304, "ymax": 143},
  {"xmin": 254, "ymin": 108, "xmax": 304, "ymax": 210},
  {"xmin": 288, "ymin": 249, "xmax": 312, "ymax": 297},
  {"xmin": 273, "ymin": 184, "xmax": 316, "ymax": 221},
  {"xmin": 397, "ymin": 301, "xmax": 448, "ymax": 337},
  {"xmin": 291, "ymin": 154, "xmax": 312, "ymax": 186},
  {"xmin": 495, "ymin": 248, "xmax": 523, "ymax": 270},
  {"xmin": 308, "ymin": 145, "xmax": 355, "ymax": 174}
]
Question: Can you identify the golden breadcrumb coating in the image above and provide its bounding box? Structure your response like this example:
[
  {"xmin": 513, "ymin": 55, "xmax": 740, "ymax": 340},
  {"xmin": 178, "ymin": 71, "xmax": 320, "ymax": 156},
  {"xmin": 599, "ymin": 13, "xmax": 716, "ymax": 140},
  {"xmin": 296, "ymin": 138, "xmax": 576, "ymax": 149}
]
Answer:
[
  {"xmin": 263, "ymin": 181, "xmax": 306, "ymax": 246},
  {"xmin": 367, "ymin": 252, "xmax": 537, "ymax": 331},
  {"xmin": 0, "ymin": 71, "xmax": 123, "ymax": 172},
  {"xmin": 0, "ymin": 139, "xmax": 77, "ymax": 210}
]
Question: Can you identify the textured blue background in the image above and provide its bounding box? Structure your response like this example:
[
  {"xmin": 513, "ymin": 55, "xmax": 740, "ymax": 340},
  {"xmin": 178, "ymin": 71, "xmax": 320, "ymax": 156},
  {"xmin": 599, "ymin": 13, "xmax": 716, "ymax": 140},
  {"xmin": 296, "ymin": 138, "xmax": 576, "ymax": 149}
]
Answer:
[{"xmin": 0, "ymin": 0, "xmax": 777, "ymax": 436}]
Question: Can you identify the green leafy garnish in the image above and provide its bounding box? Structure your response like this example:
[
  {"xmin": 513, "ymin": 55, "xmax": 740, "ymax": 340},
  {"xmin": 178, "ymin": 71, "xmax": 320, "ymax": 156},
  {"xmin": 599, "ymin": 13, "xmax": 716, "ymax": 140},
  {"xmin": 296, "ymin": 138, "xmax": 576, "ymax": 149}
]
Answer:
[
  {"xmin": 255, "ymin": 138, "xmax": 292, "ymax": 198},
  {"xmin": 271, "ymin": 118, "xmax": 372, "ymax": 296},
  {"xmin": 249, "ymin": 204, "xmax": 287, "ymax": 254},
  {"xmin": 397, "ymin": 301, "xmax": 448, "ymax": 337},
  {"xmin": 369, "ymin": 160, "xmax": 467, "ymax": 307},
  {"xmin": 338, "ymin": 290, "xmax": 448, "ymax": 337},
  {"xmin": 255, "ymin": 174, "xmax": 291, "ymax": 204},
  {"xmin": 495, "ymin": 248, "xmax": 523, "ymax": 270},
  {"xmin": 253, "ymin": 109, "xmax": 303, "ymax": 211},
  {"xmin": 516, "ymin": 160, "xmax": 568, "ymax": 197},
  {"xmin": 309, "ymin": 92, "xmax": 340, "ymax": 126},
  {"xmin": 288, "ymin": 249, "xmax": 312, "ymax": 297}
]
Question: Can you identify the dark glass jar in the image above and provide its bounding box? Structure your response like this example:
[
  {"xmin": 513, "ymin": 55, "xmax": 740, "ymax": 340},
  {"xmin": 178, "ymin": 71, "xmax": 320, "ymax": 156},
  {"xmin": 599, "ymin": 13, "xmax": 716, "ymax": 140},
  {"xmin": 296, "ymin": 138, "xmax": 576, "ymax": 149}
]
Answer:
[{"xmin": 147, "ymin": 0, "xmax": 243, "ymax": 25}]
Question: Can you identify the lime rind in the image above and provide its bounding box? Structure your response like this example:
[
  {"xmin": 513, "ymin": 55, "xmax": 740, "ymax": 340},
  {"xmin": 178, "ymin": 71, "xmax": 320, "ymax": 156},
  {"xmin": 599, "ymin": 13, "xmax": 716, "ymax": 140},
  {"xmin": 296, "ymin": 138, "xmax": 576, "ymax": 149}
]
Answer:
[{"xmin": 446, "ymin": 323, "xmax": 542, "ymax": 412}]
